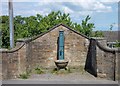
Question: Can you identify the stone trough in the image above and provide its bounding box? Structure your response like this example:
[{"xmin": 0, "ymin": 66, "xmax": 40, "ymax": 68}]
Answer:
[{"xmin": 54, "ymin": 60, "xmax": 68, "ymax": 69}]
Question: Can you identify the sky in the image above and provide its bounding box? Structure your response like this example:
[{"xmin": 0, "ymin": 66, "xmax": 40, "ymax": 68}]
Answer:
[{"xmin": 1, "ymin": 0, "xmax": 119, "ymax": 31}]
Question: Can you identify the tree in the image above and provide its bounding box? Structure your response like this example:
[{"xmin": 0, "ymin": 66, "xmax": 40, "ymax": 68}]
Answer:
[
  {"xmin": 1, "ymin": 11, "xmax": 96, "ymax": 48},
  {"xmin": 81, "ymin": 15, "xmax": 95, "ymax": 37},
  {"xmin": 92, "ymin": 31, "xmax": 104, "ymax": 37},
  {"xmin": 1, "ymin": 16, "xmax": 10, "ymax": 48}
]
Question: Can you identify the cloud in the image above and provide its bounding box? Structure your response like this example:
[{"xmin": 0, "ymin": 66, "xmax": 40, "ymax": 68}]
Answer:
[
  {"xmin": 14, "ymin": 5, "xmax": 52, "ymax": 16},
  {"xmin": 62, "ymin": 6, "xmax": 74, "ymax": 14},
  {"xmin": 34, "ymin": 0, "xmax": 113, "ymax": 17},
  {"xmin": 113, "ymin": 23, "xmax": 119, "ymax": 28},
  {"xmin": 1, "ymin": 0, "xmax": 113, "ymax": 14},
  {"xmin": 1, "ymin": 0, "xmax": 119, "ymax": 3},
  {"xmin": 1, "ymin": 0, "xmax": 117, "ymax": 31},
  {"xmin": 99, "ymin": 0, "xmax": 119, "ymax": 3},
  {"xmin": 78, "ymin": 11, "xmax": 93, "ymax": 16},
  {"xmin": 93, "ymin": 1, "xmax": 112, "ymax": 12},
  {"xmin": 14, "ymin": 10, "xmax": 50, "ymax": 16},
  {"xmin": 68, "ymin": 0, "xmax": 112, "ymax": 12},
  {"xmin": 1, "ymin": 0, "xmax": 114, "ymax": 17}
]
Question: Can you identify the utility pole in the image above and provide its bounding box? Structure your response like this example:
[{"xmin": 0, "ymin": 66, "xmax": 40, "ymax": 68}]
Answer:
[{"xmin": 9, "ymin": 0, "xmax": 14, "ymax": 48}]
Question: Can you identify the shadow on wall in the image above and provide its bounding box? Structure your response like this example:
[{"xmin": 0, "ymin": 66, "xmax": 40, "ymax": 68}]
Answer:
[
  {"xmin": 57, "ymin": 37, "xmax": 59, "ymax": 60},
  {"xmin": 85, "ymin": 39, "xmax": 97, "ymax": 77}
]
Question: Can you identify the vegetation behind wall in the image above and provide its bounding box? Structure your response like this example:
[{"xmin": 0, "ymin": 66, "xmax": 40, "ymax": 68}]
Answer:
[{"xmin": 0, "ymin": 11, "xmax": 102, "ymax": 49}]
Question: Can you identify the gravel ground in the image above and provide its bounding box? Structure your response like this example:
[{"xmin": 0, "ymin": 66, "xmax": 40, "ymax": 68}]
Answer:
[
  {"xmin": 1, "ymin": 67, "xmax": 118, "ymax": 84},
  {"xmin": 3, "ymin": 71, "xmax": 118, "ymax": 84},
  {"xmin": 28, "ymin": 69, "xmax": 106, "ymax": 81},
  {"xmin": 2, "ymin": 69, "xmax": 118, "ymax": 84}
]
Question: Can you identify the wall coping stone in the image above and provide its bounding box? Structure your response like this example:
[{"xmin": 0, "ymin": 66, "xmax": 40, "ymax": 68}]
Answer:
[
  {"xmin": 0, "ymin": 42, "xmax": 25, "ymax": 53},
  {"xmin": 1, "ymin": 24, "xmax": 120, "ymax": 54},
  {"xmin": 91, "ymin": 38, "xmax": 120, "ymax": 53},
  {"xmin": 16, "ymin": 23, "xmax": 91, "ymax": 43},
  {"xmin": 91, "ymin": 37, "xmax": 105, "ymax": 40}
]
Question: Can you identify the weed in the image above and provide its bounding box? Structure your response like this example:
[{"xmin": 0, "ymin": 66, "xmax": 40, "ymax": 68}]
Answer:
[
  {"xmin": 34, "ymin": 67, "xmax": 44, "ymax": 74},
  {"xmin": 51, "ymin": 68, "xmax": 58, "ymax": 74},
  {"xmin": 67, "ymin": 68, "xmax": 72, "ymax": 73},
  {"xmin": 19, "ymin": 72, "xmax": 30, "ymax": 79}
]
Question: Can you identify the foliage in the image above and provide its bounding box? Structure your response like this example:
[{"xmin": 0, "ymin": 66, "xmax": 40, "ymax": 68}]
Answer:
[
  {"xmin": 92, "ymin": 31, "xmax": 104, "ymax": 37},
  {"xmin": 1, "ymin": 11, "xmax": 96, "ymax": 48},
  {"xmin": 19, "ymin": 72, "xmax": 30, "ymax": 79},
  {"xmin": 51, "ymin": 68, "xmax": 58, "ymax": 74},
  {"xmin": 81, "ymin": 15, "xmax": 95, "ymax": 37},
  {"xmin": 114, "ymin": 40, "xmax": 120, "ymax": 48},
  {"xmin": 34, "ymin": 67, "xmax": 44, "ymax": 74},
  {"xmin": 109, "ymin": 23, "xmax": 115, "ymax": 31},
  {"xmin": 0, "ymin": 16, "xmax": 10, "ymax": 48}
]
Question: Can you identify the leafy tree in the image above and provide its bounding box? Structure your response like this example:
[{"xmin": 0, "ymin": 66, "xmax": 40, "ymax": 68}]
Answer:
[
  {"xmin": 81, "ymin": 15, "xmax": 95, "ymax": 37},
  {"xmin": 0, "ymin": 16, "xmax": 10, "ymax": 48},
  {"xmin": 1, "ymin": 11, "xmax": 96, "ymax": 48},
  {"xmin": 92, "ymin": 31, "xmax": 104, "ymax": 37}
]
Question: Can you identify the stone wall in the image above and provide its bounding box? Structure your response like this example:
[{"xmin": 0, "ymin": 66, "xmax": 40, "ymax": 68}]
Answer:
[
  {"xmin": 25, "ymin": 25, "xmax": 90, "ymax": 69},
  {"xmin": 117, "ymin": 51, "xmax": 120, "ymax": 81},
  {"xmin": 0, "ymin": 24, "xmax": 119, "ymax": 81},
  {"xmin": 2, "ymin": 51, "xmax": 18, "ymax": 79},
  {"xmin": 1, "ymin": 42, "xmax": 27, "ymax": 80},
  {"xmin": 95, "ymin": 38, "xmax": 119, "ymax": 80},
  {"xmin": 85, "ymin": 39, "xmax": 97, "ymax": 77},
  {"xmin": 0, "ymin": 50, "xmax": 2, "ymax": 80},
  {"xmin": 1, "ymin": 24, "xmax": 90, "ymax": 79}
]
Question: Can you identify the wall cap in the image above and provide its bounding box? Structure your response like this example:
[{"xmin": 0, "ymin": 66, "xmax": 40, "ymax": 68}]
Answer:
[{"xmin": 0, "ymin": 42, "xmax": 25, "ymax": 53}]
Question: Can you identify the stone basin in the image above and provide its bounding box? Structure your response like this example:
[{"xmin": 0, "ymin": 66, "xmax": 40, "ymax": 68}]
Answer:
[{"xmin": 54, "ymin": 60, "xmax": 68, "ymax": 69}]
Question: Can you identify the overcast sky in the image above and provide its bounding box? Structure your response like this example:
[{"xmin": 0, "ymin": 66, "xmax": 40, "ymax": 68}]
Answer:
[{"xmin": 1, "ymin": 0, "xmax": 119, "ymax": 31}]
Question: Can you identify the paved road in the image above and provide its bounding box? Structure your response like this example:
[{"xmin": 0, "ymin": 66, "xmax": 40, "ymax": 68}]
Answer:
[{"xmin": 2, "ymin": 79, "xmax": 118, "ymax": 84}]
